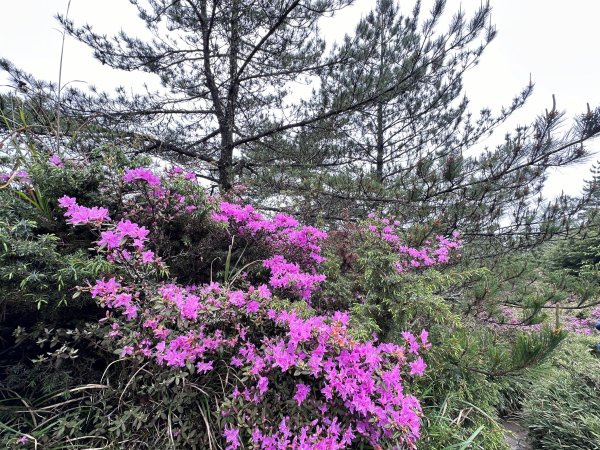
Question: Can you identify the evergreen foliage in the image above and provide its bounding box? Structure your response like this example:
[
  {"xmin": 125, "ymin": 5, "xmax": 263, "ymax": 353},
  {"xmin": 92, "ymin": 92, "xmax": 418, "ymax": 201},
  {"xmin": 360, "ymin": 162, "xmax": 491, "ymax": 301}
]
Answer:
[
  {"xmin": 520, "ymin": 335, "xmax": 600, "ymax": 449},
  {"xmin": 1, "ymin": 1, "xmax": 600, "ymax": 449},
  {"xmin": 2, "ymin": 1, "xmax": 599, "ymax": 254}
]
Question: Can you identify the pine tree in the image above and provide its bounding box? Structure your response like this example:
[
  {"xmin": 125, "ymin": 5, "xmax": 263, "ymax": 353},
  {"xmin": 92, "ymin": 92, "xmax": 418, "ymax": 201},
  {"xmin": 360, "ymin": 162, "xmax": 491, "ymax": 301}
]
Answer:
[
  {"xmin": 2, "ymin": 1, "xmax": 344, "ymax": 188},
  {"xmin": 2, "ymin": 0, "xmax": 599, "ymax": 253},
  {"xmin": 2, "ymin": 0, "xmax": 447, "ymax": 191},
  {"xmin": 249, "ymin": 0, "xmax": 600, "ymax": 254}
]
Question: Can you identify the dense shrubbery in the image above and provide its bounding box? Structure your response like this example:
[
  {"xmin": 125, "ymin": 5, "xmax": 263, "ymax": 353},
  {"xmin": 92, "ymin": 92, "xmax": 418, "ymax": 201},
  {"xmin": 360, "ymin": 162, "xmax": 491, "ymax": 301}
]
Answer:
[
  {"xmin": 1, "ymin": 145, "xmax": 597, "ymax": 449},
  {"xmin": 502, "ymin": 335, "xmax": 600, "ymax": 449},
  {"xmin": 487, "ymin": 237, "xmax": 600, "ymax": 449},
  {"xmin": 0, "ymin": 155, "xmax": 442, "ymax": 448},
  {"xmin": 2, "ymin": 0, "xmax": 600, "ymax": 445}
]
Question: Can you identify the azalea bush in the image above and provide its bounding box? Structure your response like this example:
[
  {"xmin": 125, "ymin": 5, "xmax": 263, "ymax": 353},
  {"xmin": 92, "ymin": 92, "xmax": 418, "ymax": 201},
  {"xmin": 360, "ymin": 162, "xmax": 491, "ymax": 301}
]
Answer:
[
  {"xmin": 54, "ymin": 166, "xmax": 435, "ymax": 448},
  {"xmin": 319, "ymin": 218, "xmax": 569, "ymax": 449},
  {"xmin": 2, "ymin": 158, "xmax": 458, "ymax": 448},
  {"xmin": 0, "ymin": 150, "xmax": 571, "ymax": 449}
]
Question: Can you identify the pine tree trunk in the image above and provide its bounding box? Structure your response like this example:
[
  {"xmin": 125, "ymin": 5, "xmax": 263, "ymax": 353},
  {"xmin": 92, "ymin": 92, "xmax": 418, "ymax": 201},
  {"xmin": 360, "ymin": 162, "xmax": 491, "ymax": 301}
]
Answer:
[
  {"xmin": 376, "ymin": 10, "xmax": 385, "ymax": 185},
  {"xmin": 376, "ymin": 102, "xmax": 384, "ymax": 183},
  {"xmin": 219, "ymin": 0, "xmax": 240, "ymax": 192},
  {"xmin": 219, "ymin": 139, "xmax": 234, "ymax": 191}
]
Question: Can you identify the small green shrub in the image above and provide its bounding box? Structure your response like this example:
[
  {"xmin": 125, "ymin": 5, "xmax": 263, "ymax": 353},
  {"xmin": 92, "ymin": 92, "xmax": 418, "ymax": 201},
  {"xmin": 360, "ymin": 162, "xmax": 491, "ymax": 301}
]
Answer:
[{"xmin": 521, "ymin": 335, "xmax": 600, "ymax": 449}]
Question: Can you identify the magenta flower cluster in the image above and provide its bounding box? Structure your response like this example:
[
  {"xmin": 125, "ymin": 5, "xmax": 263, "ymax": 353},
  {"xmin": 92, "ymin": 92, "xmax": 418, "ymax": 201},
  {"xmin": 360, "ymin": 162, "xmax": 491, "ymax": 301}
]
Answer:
[
  {"xmin": 58, "ymin": 196, "xmax": 158, "ymax": 269},
  {"xmin": 122, "ymin": 167, "xmax": 162, "ymax": 187},
  {"xmin": 484, "ymin": 297, "xmax": 600, "ymax": 336},
  {"xmin": 365, "ymin": 213, "xmax": 462, "ymax": 273},
  {"xmin": 59, "ymin": 167, "xmax": 430, "ymax": 449},
  {"xmin": 120, "ymin": 166, "xmax": 202, "ymax": 222},
  {"xmin": 557, "ymin": 304, "xmax": 600, "ymax": 335},
  {"xmin": 212, "ymin": 202, "xmax": 328, "ymax": 300},
  {"xmin": 91, "ymin": 276, "xmax": 427, "ymax": 449},
  {"xmin": 485, "ymin": 304, "xmax": 600, "ymax": 337},
  {"xmin": 263, "ymin": 255, "xmax": 326, "ymax": 300},
  {"xmin": 58, "ymin": 195, "xmax": 110, "ymax": 225}
]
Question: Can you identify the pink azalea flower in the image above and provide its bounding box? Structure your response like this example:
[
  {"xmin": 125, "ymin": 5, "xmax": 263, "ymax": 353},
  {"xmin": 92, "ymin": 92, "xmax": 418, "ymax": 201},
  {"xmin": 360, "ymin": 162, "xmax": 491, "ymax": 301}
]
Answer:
[
  {"xmin": 196, "ymin": 360, "xmax": 214, "ymax": 373},
  {"xmin": 246, "ymin": 300, "xmax": 260, "ymax": 313},
  {"xmin": 58, "ymin": 195, "xmax": 77, "ymax": 208},
  {"xmin": 141, "ymin": 250, "xmax": 155, "ymax": 264},
  {"xmin": 123, "ymin": 167, "xmax": 161, "ymax": 187},
  {"xmin": 98, "ymin": 230, "xmax": 122, "ymax": 250},
  {"xmin": 120, "ymin": 346, "xmax": 134, "ymax": 357},
  {"xmin": 409, "ymin": 357, "xmax": 427, "ymax": 376},
  {"xmin": 257, "ymin": 284, "xmax": 272, "ymax": 299},
  {"xmin": 223, "ymin": 426, "xmax": 240, "ymax": 450},
  {"xmin": 257, "ymin": 376, "xmax": 269, "ymax": 395},
  {"xmin": 294, "ymin": 383, "xmax": 310, "ymax": 405},
  {"xmin": 49, "ymin": 154, "xmax": 64, "ymax": 168}
]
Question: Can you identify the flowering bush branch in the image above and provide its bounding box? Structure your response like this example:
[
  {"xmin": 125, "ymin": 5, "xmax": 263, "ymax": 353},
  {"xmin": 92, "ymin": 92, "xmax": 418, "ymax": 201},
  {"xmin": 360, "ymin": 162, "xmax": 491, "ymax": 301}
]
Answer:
[{"xmin": 57, "ymin": 167, "xmax": 432, "ymax": 449}]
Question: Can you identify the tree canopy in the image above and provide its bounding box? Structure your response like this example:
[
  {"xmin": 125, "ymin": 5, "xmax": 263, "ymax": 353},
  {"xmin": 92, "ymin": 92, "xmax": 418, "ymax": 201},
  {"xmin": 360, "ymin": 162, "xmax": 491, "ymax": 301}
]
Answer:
[{"xmin": 1, "ymin": 0, "xmax": 599, "ymax": 251}]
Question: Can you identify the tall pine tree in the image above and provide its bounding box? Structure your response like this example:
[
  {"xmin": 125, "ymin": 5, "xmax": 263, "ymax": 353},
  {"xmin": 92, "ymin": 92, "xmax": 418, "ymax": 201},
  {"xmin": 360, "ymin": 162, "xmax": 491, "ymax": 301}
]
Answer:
[
  {"xmin": 248, "ymin": 0, "xmax": 600, "ymax": 254},
  {"xmin": 1, "ymin": 0, "xmax": 599, "ymax": 253},
  {"xmin": 3, "ymin": 0, "xmax": 462, "ymax": 191}
]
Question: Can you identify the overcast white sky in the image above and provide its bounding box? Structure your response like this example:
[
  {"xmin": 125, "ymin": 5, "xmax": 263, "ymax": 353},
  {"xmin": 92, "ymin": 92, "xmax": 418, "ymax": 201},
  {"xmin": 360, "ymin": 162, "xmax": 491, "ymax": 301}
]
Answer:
[{"xmin": 1, "ymin": 0, "xmax": 599, "ymax": 198}]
